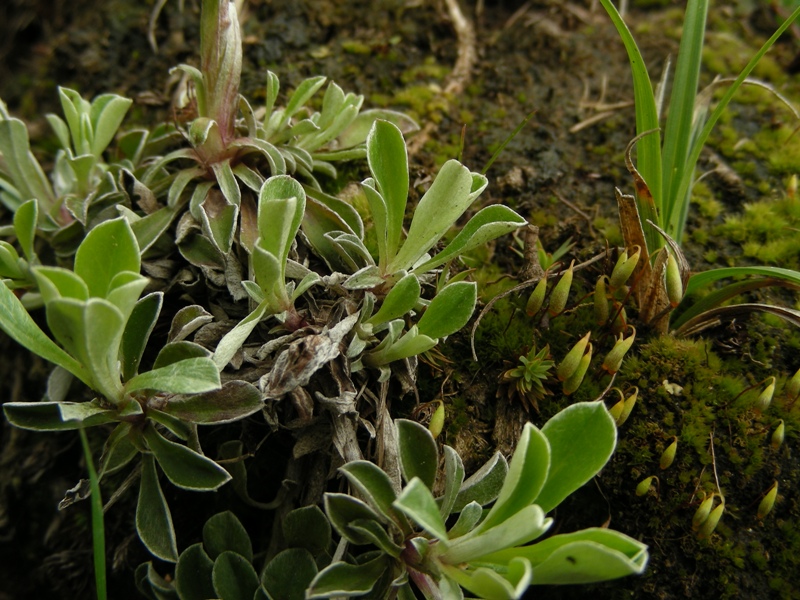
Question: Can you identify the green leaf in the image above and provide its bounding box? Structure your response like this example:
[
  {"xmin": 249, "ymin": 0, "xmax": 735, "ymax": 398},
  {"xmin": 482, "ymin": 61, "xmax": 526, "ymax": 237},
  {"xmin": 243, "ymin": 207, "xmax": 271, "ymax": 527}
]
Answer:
[
  {"xmin": 14, "ymin": 198, "xmax": 38, "ymax": 263},
  {"xmin": 396, "ymin": 418, "xmax": 438, "ymax": 489},
  {"xmin": 199, "ymin": 187, "xmax": 239, "ymax": 253},
  {"xmin": 393, "ymin": 478, "xmax": 449, "ymax": 544},
  {"xmin": 366, "ymin": 120, "xmax": 408, "ymax": 260},
  {"xmin": 203, "ymin": 511, "xmax": 253, "ymax": 562},
  {"xmin": 417, "ymin": 281, "xmax": 477, "ymax": 340},
  {"xmin": 390, "ymin": 160, "xmax": 488, "ymax": 272},
  {"xmin": 3, "ymin": 400, "xmax": 115, "ymax": 431},
  {"xmin": 125, "ymin": 357, "xmax": 221, "ymax": 395},
  {"xmin": 337, "ymin": 109, "xmax": 418, "ymax": 150},
  {"xmin": 412, "ymin": 205, "xmax": 527, "ymax": 274},
  {"xmin": 168, "ymin": 305, "xmax": 214, "ymax": 342},
  {"xmin": 137, "ymin": 455, "xmax": 178, "ymax": 562},
  {"xmin": 213, "ymin": 300, "xmax": 271, "ymax": 369},
  {"xmin": 452, "ymin": 452, "xmax": 508, "ymax": 512},
  {"xmin": 448, "ymin": 501, "xmax": 483, "ymax": 538},
  {"xmin": 477, "ymin": 422, "xmax": 550, "ymax": 533},
  {"xmin": 0, "ymin": 117, "xmax": 56, "ymax": 209},
  {"xmin": 89, "ymin": 93, "xmax": 132, "ymax": 157},
  {"xmin": 162, "ymin": 381, "xmax": 263, "ymax": 425},
  {"xmin": 257, "ymin": 175, "xmax": 306, "ymax": 269},
  {"xmin": 261, "ymin": 548, "xmax": 319, "ymax": 600},
  {"xmin": 441, "ymin": 505, "xmax": 550, "ymax": 564},
  {"xmin": 212, "ymin": 551, "xmax": 260, "ymax": 600},
  {"xmin": 339, "ymin": 460, "xmax": 401, "ymax": 524},
  {"xmin": 74, "ymin": 217, "xmax": 141, "ymax": 298},
  {"xmin": 343, "ymin": 265, "xmax": 385, "ymax": 290},
  {"xmin": 153, "ymin": 341, "xmax": 211, "ymax": 370},
  {"xmin": 121, "ymin": 292, "xmax": 163, "ymax": 381},
  {"xmin": 33, "ymin": 266, "xmax": 90, "ymax": 302},
  {"xmin": 0, "ymin": 282, "xmax": 90, "ymax": 385},
  {"xmin": 130, "ymin": 206, "xmax": 179, "ymax": 254},
  {"xmin": 175, "ymin": 543, "xmax": 216, "ymax": 600},
  {"xmin": 443, "ymin": 557, "xmax": 532, "ymax": 600},
  {"xmin": 0, "ymin": 241, "xmax": 23, "ymax": 279},
  {"xmin": 324, "ymin": 493, "xmax": 386, "ymax": 545},
  {"xmin": 144, "ymin": 425, "xmax": 232, "ymax": 491},
  {"xmin": 483, "ymin": 528, "xmax": 649, "ymax": 584},
  {"xmin": 348, "ymin": 518, "xmax": 404, "ymax": 558},
  {"xmin": 47, "ymin": 298, "xmax": 126, "ymax": 401},
  {"xmin": 283, "ymin": 505, "xmax": 331, "ymax": 555},
  {"xmin": 536, "ymin": 402, "xmax": 617, "ymax": 513},
  {"xmin": 98, "ymin": 422, "xmax": 138, "ymax": 477},
  {"xmin": 366, "ymin": 273, "xmax": 420, "ymax": 327},
  {"xmin": 306, "ymin": 555, "xmax": 388, "ymax": 599},
  {"xmin": 440, "ymin": 445, "xmax": 465, "ymax": 519}
]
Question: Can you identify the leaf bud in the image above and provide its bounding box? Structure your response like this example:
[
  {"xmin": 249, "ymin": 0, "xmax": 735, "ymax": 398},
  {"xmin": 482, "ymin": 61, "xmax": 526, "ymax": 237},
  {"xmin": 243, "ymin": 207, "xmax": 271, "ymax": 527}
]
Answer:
[
  {"xmin": 697, "ymin": 501, "xmax": 725, "ymax": 540},
  {"xmin": 692, "ymin": 494, "xmax": 716, "ymax": 531},
  {"xmin": 548, "ymin": 260, "xmax": 574, "ymax": 316},
  {"xmin": 660, "ymin": 436, "xmax": 678, "ymax": 470},
  {"xmin": 562, "ymin": 343, "xmax": 593, "ymax": 395},
  {"xmin": 785, "ymin": 367, "xmax": 800, "ymax": 400},
  {"xmin": 429, "ymin": 401, "xmax": 445, "ymax": 439},
  {"xmin": 556, "ymin": 332, "xmax": 591, "ymax": 381},
  {"xmin": 757, "ymin": 481, "xmax": 778, "ymax": 520},
  {"xmin": 755, "ymin": 377, "xmax": 776, "ymax": 412},
  {"xmin": 771, "ymin": 420, "xmax": 785, "ymax": 451},
  {"xmin": 525, "ymin": 277, "xmax": 547, "ymax": 316},
  {"xmin": 616, "ymin": 386, "xmax": 638, "ymax": 426},
  {"xmin": 602, "ymin": 326, "xmax": 636, "ymax": 374},
  {"xmin": 594, "ymin": 275, "xmax": 609, "ymax": 325},
  {"xmin": 665, "ymin": 252, "xmax": 683, "ymax": 308},
  {"xmin": 609, "ymin": 246, "xmax": 641, "ymax": 290},
  {"xmin": 635, "ymin": 475, "xmax": 657, "ymax": 497}
]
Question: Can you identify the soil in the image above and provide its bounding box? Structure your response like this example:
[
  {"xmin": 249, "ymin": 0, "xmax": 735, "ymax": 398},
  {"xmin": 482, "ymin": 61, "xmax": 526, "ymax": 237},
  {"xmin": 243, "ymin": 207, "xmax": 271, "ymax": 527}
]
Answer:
[{"xmin": 1, "ymin": 1, "xmax": 800, "ymax": 599}]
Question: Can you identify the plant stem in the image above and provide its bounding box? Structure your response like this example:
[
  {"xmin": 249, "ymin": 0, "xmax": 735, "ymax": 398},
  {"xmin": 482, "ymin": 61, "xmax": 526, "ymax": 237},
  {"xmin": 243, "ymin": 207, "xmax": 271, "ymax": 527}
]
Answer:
[{"xmin": 79, "ymin": 427, "xmax": 107, "ymax": 600}]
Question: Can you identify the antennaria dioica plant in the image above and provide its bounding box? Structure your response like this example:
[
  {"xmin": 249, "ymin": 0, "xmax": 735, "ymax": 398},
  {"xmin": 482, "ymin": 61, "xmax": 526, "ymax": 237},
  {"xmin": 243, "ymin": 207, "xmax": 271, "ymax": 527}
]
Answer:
[{"xmin": 0, "ymin": 0, "xmax": 659, "ymax": 597}]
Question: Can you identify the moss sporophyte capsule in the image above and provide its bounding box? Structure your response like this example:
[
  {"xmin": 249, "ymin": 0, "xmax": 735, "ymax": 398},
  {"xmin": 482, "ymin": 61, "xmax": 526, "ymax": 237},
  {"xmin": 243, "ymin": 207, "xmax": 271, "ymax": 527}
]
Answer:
[{"xmin": 548, "ymin": 260, "xmax": 574, "ymax": 316}]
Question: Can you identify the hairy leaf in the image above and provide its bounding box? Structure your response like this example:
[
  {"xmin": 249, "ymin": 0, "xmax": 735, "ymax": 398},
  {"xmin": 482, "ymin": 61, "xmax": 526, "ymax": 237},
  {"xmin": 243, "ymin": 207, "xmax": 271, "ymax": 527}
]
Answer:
[{"xmin": 137, "ymin": 455, "xmax": 178, "ymax": 562}]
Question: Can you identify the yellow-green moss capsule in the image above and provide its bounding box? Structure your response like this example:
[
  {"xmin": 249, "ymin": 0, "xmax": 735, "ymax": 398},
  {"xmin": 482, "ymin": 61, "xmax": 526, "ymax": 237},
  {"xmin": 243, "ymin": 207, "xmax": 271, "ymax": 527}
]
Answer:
[
  {"xmin": 660, "ymin": 437, "xmax": 678, "ymax": 470},
  {"xmin": 771, "ymin": 420, "xmax": 785, "ymax": 451},
  {"xmin": 602, "ymin": 326, "xmax": 636, "ymax": 374},
  {"xmin": 609, "ymin": 246, "xmax": 641, "ymax": 290},
  {"xmin": 563, "ymin": 343, "xmax": 593, "ymax": 395},
  {"xmin": 594, "ymin": 275, "xmax": 609, "ymax": 325},
  {"xmin": 788, "ymin": 173, "xmax": 798, "ymax": 200},
  {"xmin": 757, "ymin": 481, "xmax": 778, "ymax": 520},
  {"xmin": 755, "ymin": 377, "xmax": 776, "ymax": 412},
  {"xmin": 608, "ymin": 389, "xmax": 625, "ymax": 422},
  {"xmin": 636, "ymin": 475, "xmax": 657, "ymax": 496},
  {"xmin": 692, "ymin": 494, "xmax": 716, "ymax": 531},
  {"xmin": 697, "ymin": 502, "xmax": 725, "ymax": 540},
  {"xmin": 665, "ymin": 252, "xmax": 683, "ymax": 308},
  {"xmin": 548, "ymin": 260, "xmax": 574, "ymax": 316},
  {"xmin": 429, "ymin": 401, "xmax": 445, "ymax": 439},
  {"xmin": 525, "ymin": 277, "xmax": 548, "ymax": 316},
  {"xmin": 616, "ymin": 387, "xmax": 638, "ymax": 426},
  {"xmin": 556, "ymin": 332, "xmax": 591, "ymax": 382},
  {"xmin": 786, "ymin": 367, "xmax": 800, "ymax": 399}
]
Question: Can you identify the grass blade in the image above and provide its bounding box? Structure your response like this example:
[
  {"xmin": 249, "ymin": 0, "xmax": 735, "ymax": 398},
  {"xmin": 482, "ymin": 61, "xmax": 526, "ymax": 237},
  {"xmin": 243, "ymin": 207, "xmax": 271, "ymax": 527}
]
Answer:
[{"xmin": 669, "ymin": 4, "xmax": 800, "ymax": 242}]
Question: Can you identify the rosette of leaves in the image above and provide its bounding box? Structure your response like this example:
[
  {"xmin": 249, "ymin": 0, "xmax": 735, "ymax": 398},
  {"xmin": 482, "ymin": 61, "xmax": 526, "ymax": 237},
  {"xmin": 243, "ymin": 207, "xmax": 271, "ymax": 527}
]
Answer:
[
  {"xmin": 499, "ymin": 345, "xmax": 555, "ymax": 413},
  {"xmin": 0, "ymin": 217, "xmax": 263, "ymax": 561},
  {"xmin": 137, "ymin": 506, "xmax": 335, "ymax": 600},
  {"xmin": 316, "ymin": 119, "xmax": 526, "ymax": 286},
  {"xmin": 140, "ymin": 0, "xmax": 416, "ymax": 263},
  {"xmin": 0, "ymin": 89, "xmax": 136, "ymax": 249},
  {"xmin": 311, "ymin": 402, "xmax": 648, "ymax": 599}
]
